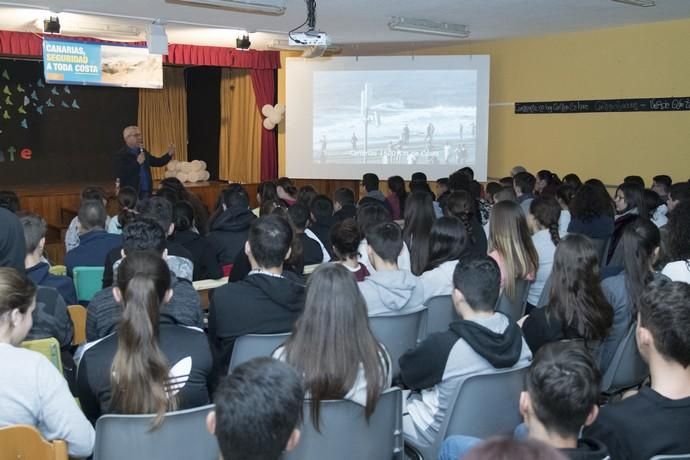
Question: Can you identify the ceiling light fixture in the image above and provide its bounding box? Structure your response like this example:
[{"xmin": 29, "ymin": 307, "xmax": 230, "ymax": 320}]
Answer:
[
  {"xmin": 611, "ymin": 0, "xmax": 656, "ymax": 6},
  {"xmin": 388, "ymin": 16, "xmax": 470, "ymax": 38},
  {"xmin": 171, "ymin": 0, "xmax": 286, "ymax": 16}
]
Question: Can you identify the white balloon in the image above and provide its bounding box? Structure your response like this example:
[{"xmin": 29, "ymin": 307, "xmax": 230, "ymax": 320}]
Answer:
[
  {"xmin": 199, "ymin": 160, "xmax": 207, "ymax": 171},
  {"xmin": 269, "ymin": 113, "xmax": 282, "ymax": 124},
  {"xmin": 176, "ymin": 172, "xmax": 189, "ymax": 182},
  {"xmin": 202, "ymin": 171, "xmax": 210, "ymax": 181},
  {"xmin": 167, "ymin": 160, "xmax": 179, "ymax": 171},
  {"xmin": 261, "ymin": 104, "xmax": 273, "ymax": 117},
  {"xmin": 275, "ymin": 103, "xmax": 285, "ymax": 114},
  {"xmin": 263, "ymin": 118, "xmax": 275, "ymax": 130}
]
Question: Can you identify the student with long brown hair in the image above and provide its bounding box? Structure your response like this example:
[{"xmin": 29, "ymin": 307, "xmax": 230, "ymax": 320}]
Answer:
[
  {"xmin": 526, "ymin": 197, "xmax": 561, "ymax": 310},
  {"xmin": 403, "ymin": 191, "xmax": 436, "ymax": 275},
  {"xmin": 521, "ymin": 234, "xmax": 614, "ymax": 355},
  {"xmin": 77, "ymin": 251, "xmax": 212, "ymax": 426},
  {"xmin": 444, "ymin": 190, "xmax": 488, "ymax": 260},
  {"xmin": 274, "ymin": 263, "xmax": 391, "ymax": 429},
  {"xmin": 488, "ymin": 200, "xmax": 538, "ymax": 302}
]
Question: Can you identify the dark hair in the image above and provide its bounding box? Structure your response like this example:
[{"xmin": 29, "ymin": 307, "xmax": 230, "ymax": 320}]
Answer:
[
  {"xmin": 546, "ymin": 234, "xmax": 613, "ymax": 343},
  {"xmin": 448, "ymin": 170, "xmax": 471, "ymax": 192},
  {"xmin": 653, "ymin": 175, "xmax": 672, "ymax": 195},
  {"xmin": 310, "ymin": 195, "xmax": 333, "ymax": 221},
  {"xmin": 425, "ymin": 217, "xmax": 467, "ymax": 272},
  {"xmin": 330, "ymin": 218, "xmax": 362, "ymax": 261},
  {"xmin": 494, "ymin": 186, "xmax": 517, "ymax": 203},
  {"xmin": 411, "ymin": 171, "xmax": 427, "ymax": 183},
  {"xmin": 529, "ymin": 196, "xmax": 561, "ymax": 246},
  {"xmin": 537, "ymin": 169, "xmax": 560, "ymax": 190},
  {"xmin": 669, "ymin": 182, "xmax": 690, "ymax": 204},
  {"xmin": 616, "ymin": 182, "xmax": 647, "ymax": 217},
  {"xmin": 570, "ymin": 183, "xmax": 614, "ymax": 222},
  {"xmin": 259, "ymin": 199, "xmax": 284, "ymax": 217},
  {"xmin": 0, "ymin": 267, "xmax": 37, "ymax": 317},
  {"xmin": 526, "ymin": 341, "xmax": 601, "ymax": 438},
  {"xmin": 403, "ymin": 191, "xmax": 436, "ymax": 275},
  {"xmin": 437, "ymin": 178, "xmax": 449, "ymax": 188},
  {"xmin": 116, "ymin": 186, "xmax": 138, "ymax": 232},
  {"xmin": 356, "ymin": 203, "xmax": 391, "ymax": 236},
  {"xmin": 297, "ymin": 185, "xmax": 317, "ymax": 209},
  {"xmin": 334, "ymin": 187, "xmax": 355, "ymax": 206},
  {"xmin": 666, "ymin": 200, "xmax": 690, "ymax": 261},
  {"xmin": 78, "ymin": 199, "xmax": 107, "ymax": 232},
  {"xmin": 468, "ymin": 180, "xmax": 482, "ymax": 200},
  {"xmin": 122, "ymin": 217, "xmax": 167, "ymax": 254},
  {"xmin": 452, "ymin": 257, "xmax": 501, "ymax": 312},
  {"xmin": 444, "ymin": 190, "xmax": 476, "ymax": 246},
  {"xmin": 485, "ymin": 182, "xmax": 502, "ymax": 202},
  {"xmin": 514, "ymin": 172, "xmax": 536, "ymax": 195},
  {"xmin": 160, "ymin": 177, "xmax": 185, "ymax": 194},
  {"xmin": 366, "ymin": 222, "xmax": 403, "ymax": 264},
  {"xmin": 621, "ymin": 217, "xmax": 660, "ymax": 317},
  {"xmin": 459, "ymin": 167, "xmax": 474, "ymax": 180},
  {"xmin": 283, "ymin": 264, "xmax": 388, "ymax": 429},
  {"xmin": 562, "ymin": 173, "xmax": 582, "ymax": 189},
  {"xmin": 221, "ymin": 186, "xmax": 250, "ymax": 210},
  {"xmin": 214, "ymin": 357, "xmax": 303, "ymax": 460},
  {"xmin": 555, "ymin": 184, "xmax": 576, "ymax": 207},
  {"xmin": 464, "ymin": 437, "xmax": 568, "ymax": 460},
  {"xmin": 111, "ymin": 251, "xmax": 174, "ymax": 429},
  {"xmin": 361, "ymin": 173, "xmax": 379, "ymax": 192},
  {"xmin": 81, "ymin": 186, "xmax": 107, "ymax": 202},
  {"xmin": 172, "ymin": 201, "xmax": 195, "ymax": 233},
  {"xmin": 387, "ymin": 176, "xmax": 407, "ymax": 215},
  {"xmin": 257, "ymin": 181, "xmax": 278, "ymax": 205},
  {"xmin": 639, "ymin": 278, "xmax": 690, "ymax": 367},
  {"xmin": 18, "ymin": 212, "xmax": 46, "ymax": 254},
  {"xmin": 156, "ymin": 187, "xmax": 179, "ymax": 207},
  {"xmin": 137, "ymin": 197, "xmax": 173, "ymax": 234},
  {"xmin": 643, "ymin": 189, "xmax": 662, "ymax": 219},
  {"xmin": 0, "ymin": 191, "xmax": 20, "ymax": 213},
  {"xmin": 499, "ymin": 176, "xmax": 514, "ymax": 187},
  {"xmin": 248, "ymin": 215, "xmax": 293, "ymax": 269},
  {"xmin": 268, "ymin": 206, "xmax": 303, "ymax": 274},
  {"xmin": 624, "ymin": 175, "xmax": 645, "ymax": 189},
  {"xmin": 287, "ymin": 204, "xmax": 310, "ymax": 231},
  {"xmin": 277, "ymin": 177, "xmax": 298, "ymax": 198}
]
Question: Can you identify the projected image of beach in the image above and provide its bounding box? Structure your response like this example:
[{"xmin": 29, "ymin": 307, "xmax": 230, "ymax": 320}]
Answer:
[{"xmin": 313, "ymin": 69, "xmax": 477, "ymax": 166}]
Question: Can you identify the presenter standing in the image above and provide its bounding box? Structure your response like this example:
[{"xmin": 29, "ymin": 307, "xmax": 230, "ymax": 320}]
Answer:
[{"xmin": 114, "ymin": 125, "xmax": 175, "ymax": 199}]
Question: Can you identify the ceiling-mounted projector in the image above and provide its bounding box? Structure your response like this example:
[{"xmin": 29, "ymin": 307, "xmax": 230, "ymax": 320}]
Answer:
[{"xmin": 288, "ymin": 32, "xmax": 330, "ymax": 47}]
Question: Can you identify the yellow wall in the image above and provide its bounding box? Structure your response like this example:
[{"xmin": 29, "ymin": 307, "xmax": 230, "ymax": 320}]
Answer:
[{"xmin": 279, "ymin": 18, "xmax": 690, "ymax": 184}]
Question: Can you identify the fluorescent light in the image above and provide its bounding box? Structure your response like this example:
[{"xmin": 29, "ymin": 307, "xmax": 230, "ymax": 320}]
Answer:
[
  {"xmin": 611, "ymin": 0, "xmax": 656, "ymax": 6},
  {"xmin": 171, "ymin": 0, "xmax": 286, "ymax": 15},
  {"xmin": 388, "ymin": 16, "xmax": 470, "ymax": 38}
]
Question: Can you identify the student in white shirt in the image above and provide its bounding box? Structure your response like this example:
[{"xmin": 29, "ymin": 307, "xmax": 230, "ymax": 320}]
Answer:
[
  {"xmin": 662, "ymin": 200, "xmax": 690, "ymax": 283},
  {"xmin": 420, "ymin": 217, "xmax": 466, "ymax": 301},
  {"xmin": 526, "ymin": 197, "xmax": 560, "ymax": 310}
]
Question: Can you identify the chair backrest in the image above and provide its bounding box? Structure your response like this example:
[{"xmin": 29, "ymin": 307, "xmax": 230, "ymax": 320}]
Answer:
[
  {"xmin": 93, "ymin": 404, "xmax": 218, "ymax": 460},
  {"xmin": 48, "ymin": 265, "xmax": 67, "ymax": 277},
  {"xmin": 649, "ymin": 455, "xmax": 690, "ymax": 459},
  {"xmin": 303, "ymin": 263, "xmax": 320, "ymax": 275},
  {"xmin": 228, "ymin": 332, "xmax": 291, "ymax": 373},
  {"xmin": 369, "ymin": 307, "xmax": 428, "ymax": 378},
  {"xmin": 600, "ymin": 322, "xmax": 649, "ymax": 394},
  {"xmin": 284, "ymin": 388, "xmax": 403, "ymax": 460},
  {"xmin": 495, "ymin": 278, "xmax": 530, "ymax": 321},
  {"xmin": 0, "ymin": 424, "xmax": 68, "ymax": 460},
  {"xmin": 73, "ymin": 266, "xmax": 105, "ymax": 302},
  {"xmin": 67, "ymin": 305, "xmax": 87, "ymax": 346},
  {"xmin": 424, "ymin": 295, "xmax": 459, "ymax": 337},
  {"xmin": 591, "ymin": 237, "xmax": 611, "ymax": 268},
  {"xmin": 21, "ymin": 337, "xmax": 63, "ymax": 373}
]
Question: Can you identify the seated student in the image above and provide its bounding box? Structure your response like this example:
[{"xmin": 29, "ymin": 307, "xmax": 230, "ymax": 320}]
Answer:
[
  {"xmin": 207, "ymin": 186, "xmax": 257, "ymax": 267},
  {"xmin": 333, "ymin": 187, "xmax": 357, "ymax": 222},
  {"xmin": 297, "ymin": 185, "xmax": 318, "ymax": 209},
  {"xmin": 400, "ymin": 257, "xmax": 532, "ymax": 444},
  {"xmin": 555, "ymin": 184, "xmax": 575, "ymax": 237},
  {"xmin": 386, "ymin": 175, "xmax": 408, "ymax": 220},
  {"xmin": 652, "ymin": 174, "xmax": 672, "ymax": 204},
  {"xmin": 585, "ymin": 279, "xmax": 690, "ymax": 459},
  {"xmin": 208, "ymin": 215, "xmax": 306, "ymax": 376},
  {"xmin": 419, "ymin": 216, "xmax": 467, "ymax": 300},
  {"xmin": 253, "ymin": 181, "xmax": 279, "ymax": 217},
  {"xmin": 107, "ymin": 186, "xmax": 138, "ymax": 235},
  {"xmin": 440, "ymin": 341, "xmax": 608, "ymax": 460},
  {"xmin": 403, "ymin": 191, "xmax": 437, "ymax": 275},
  {"xmin": 0, "ymin": 190, "xmax": 20, "ymax": 213},
  {"xmin": 645, "ymin": 189, "xmax": 668, "ymax": 228},
  {"xmin": 567, "ymin": 183, "xmax": 615, "ymax": 240},
  {"xmin": 0, "ymin": 268, "xmax": 94, "ymax": 457},
  {"xmin": 77, "ymin": 251, "xmax": 212, "ymax": 425},
  {"xmin": 514, "ymin": 171, "xmax": 536, "ymax": 215},
  {"xmin": 308, "ymin": 195, "xmax": 336, "ymax": 255},
  {"xmin": 102, "ymin": 196, "xmax": 194, "ymax": 287},
  {"xmin": 19, "ymin": 212, "xmax": 78, "ymax": 305},
  {"xmin": 526, "ymin": 197, "xmax": 560, "ymax": 311},
  {"xmin": 330, "ymin": 218, "xmax": 370, "ymax": 281},
  {"xmin": 65, "ymin": 186, "xmax": 111, "ymax": 252},
  {"xmin": 609, "ymin": 182, "xmax": 646, "ymax": 264},
  {"xmin": 159, "ymin": 177, "xmax": 211, "ymax": 236},
  {"xmin": 288, "ymin": 204, "xmax": 328, "ymax": 266},
  {"xmin": 666, "ymin": 181, "xmax": 690, "ymax": 213},
  {"xmin": 356, "ymin": 204, "xmax": 412, "ymax": 273},
  {"xmin": 661, "ymin": 200, "xmax": 690, "ymax": 283},
  {"xmin": 170, "ymin": 201, "xmax": 222, "ymax": 281},
  {"xmin": 521, "ymin": 234, "xmax": 613, "ymax": 355},
  {"xmin": 209, "ymin": 358, "xmax": 304, "ymax": 460},
  {"xmin": 358, "ymin": 173, "xmax": 393, "ymax": 215},
  {"xmin": 86, "ymin": 218, "xmax": 203, "ymax": 342},
  {"xmin": 358, "ymin": 222, "xmax": 424, "ymax": 316},
  {"xmin": 64, "ymin": 199, "xmax": 122, "ymax": 277},
  {"xmin": 274, "ymin": 264, "xmax": 391, "ymax": 425},
  {"xmin": 535, "ymin": 170, "xmax": 561, "ymax": 197},
  {"xmin": 436, "ymin": 177, "xmax": 451, "ymax": 210},
  {"xmin": 461, "ymin": 438, "xmax": 569, "ymax": 460},
  {"xmin": 444, "ymin": 190, "xmax": 488, "ymax": 260},
  {"xmin": 277, "ymin": 177, "xmax": 298, "ymax": 207}
]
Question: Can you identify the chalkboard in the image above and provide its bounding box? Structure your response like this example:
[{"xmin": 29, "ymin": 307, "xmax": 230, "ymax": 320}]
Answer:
[
  {"xmin": 515, "ymin": 97, "xmax": 690, "ymax": 114},
  {"xmin": 0, "ymin": 59, "xmax": 138, "ymax": 186}
]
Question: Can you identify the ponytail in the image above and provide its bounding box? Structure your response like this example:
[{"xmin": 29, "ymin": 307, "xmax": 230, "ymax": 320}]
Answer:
[
  {"xmin": 110, "ymin": 252, "xmax": 175, "ymax": 429},
  {"xmin": 530, "ymin": 196, "xmax": 561, "ymax": 247},
  {"xmin": 547, "ymin": 223, "xmax": 561, "ymax": 247}
]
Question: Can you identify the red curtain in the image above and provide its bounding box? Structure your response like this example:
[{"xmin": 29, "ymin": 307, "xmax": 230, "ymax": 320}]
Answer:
[{"xmin": 251, "ymin": 69, "xmax": 278, "ymax": 181}]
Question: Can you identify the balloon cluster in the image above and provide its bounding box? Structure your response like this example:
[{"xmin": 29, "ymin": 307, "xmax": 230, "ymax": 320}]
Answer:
[
  {"xmin": 165, "ymin": 160, "xmax": 210, "ymax": 183},
  {"xmin": 261, "ymin": 103, "xmax": 285, "ymax": 130}
]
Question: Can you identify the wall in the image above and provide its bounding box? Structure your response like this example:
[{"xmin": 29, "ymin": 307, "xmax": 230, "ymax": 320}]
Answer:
[{"xmin": 278, "ymin": 18, "xmax": 690, "ymax": 185}]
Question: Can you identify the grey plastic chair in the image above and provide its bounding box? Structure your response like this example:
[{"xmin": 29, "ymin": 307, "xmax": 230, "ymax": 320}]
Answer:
[
  {"xmin": 495, "ymin": 278, "xmax": 530, "ymax": 321},
  {"xmin": 284, "ymin": 388, "xmax": 403, "ymax": 460},
  {"xmin": 369, "ymin": 307, "xmax": 428, "ymax": 377},
  {"xmin": 405, "ymin": 365, "xmax": 529, "ymax": 460},
  {"xmin": 600, "ymin": 322, "xmax": 649, "ymax": 394},
  {"xmin": 649, "ymin": 455, "xmax": 690, "ymax": 459},
  {"xmin": 424, "ymin": 295, "xmax": 460, "ymax": 337},
  {"xmin": 228, "ymin": 332, "xmax": 291, "ymax": 373},
  {"xmin": 93, "ymin": 404, "xmax": 218, "ymax": 460}
]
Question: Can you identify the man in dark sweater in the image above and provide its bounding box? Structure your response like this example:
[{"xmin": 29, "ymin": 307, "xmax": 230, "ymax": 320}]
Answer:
[
  {"xmin": 207, "ymin": 186, "xmax": 256, "ymax": 268},
  {"xmin": 308, "ymin": 195, "xmax": 336, "ymax": 258},
  {"xmin": 333, "ymin": 187, "xmax": 357, "ymax": 222},
  {"xmin": 358, "ymin": 173, "xmax": 393, "ymax": 215},
  {"xmin": 585, "ymin": 279, "xmax": 690, "ymax": 459},
  {"xmin": 208, "ymin": 215, "xmax": 306, "ymax": 377},
  {"xmin": 86, "ymin": 218, "xmax": 203, "ymax": 342}
]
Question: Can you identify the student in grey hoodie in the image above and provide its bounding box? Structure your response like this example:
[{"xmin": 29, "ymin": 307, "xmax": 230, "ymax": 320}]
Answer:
[{"xmin": 358, "ymin": 222, "xmax": 425, "ymax": 317}]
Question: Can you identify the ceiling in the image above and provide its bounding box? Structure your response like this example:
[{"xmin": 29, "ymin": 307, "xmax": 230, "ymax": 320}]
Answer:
[{"xmin": 1, "ymin": 0, "xmax": 689, "ymax": 51}]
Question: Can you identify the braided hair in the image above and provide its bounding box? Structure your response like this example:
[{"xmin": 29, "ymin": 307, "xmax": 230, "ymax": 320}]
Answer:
[
  {"xmin": 444, "ymin": 190, "xmax": 476, "ymax": 245},
  {"xmin": 529, "ymin": 196, "xmax": 561, "ymax": 246}
]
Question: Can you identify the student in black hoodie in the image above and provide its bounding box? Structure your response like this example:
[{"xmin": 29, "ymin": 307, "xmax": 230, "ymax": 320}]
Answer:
[
  {"xmin": 208, "ymin": 214, "xmax": 306, "ymax": 377},
  {"xmin": 308, "ymin": 195, "xmax": 337, "ymax": 257},
  {"xmin": 287, "ymin": 204, "xmax": 327, "ymax": 266},
  {"xmin": 207, "ymin": 186, "xmax": 256, "ymax": 269},
  {"xmin": 171, "ymin": 201, "xmax": 222, "ymax": 281}
]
